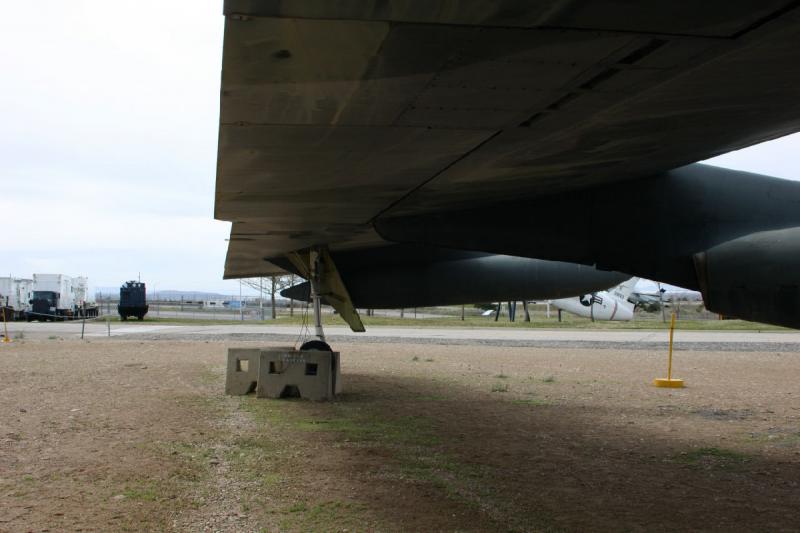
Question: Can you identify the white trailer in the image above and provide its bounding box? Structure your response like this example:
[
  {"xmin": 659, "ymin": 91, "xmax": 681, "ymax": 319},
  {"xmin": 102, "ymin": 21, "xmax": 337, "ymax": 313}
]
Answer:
[
  {"xmin": 71, "ymin": 276, "xmax": 98, "ymax": 317},
  {"xmin": 0, "ymin": 277, "xmax": 33, "ymax": 319},
  {"xmin": 71, "ymin": 276, "xmax": 95, "ymax": 306}
]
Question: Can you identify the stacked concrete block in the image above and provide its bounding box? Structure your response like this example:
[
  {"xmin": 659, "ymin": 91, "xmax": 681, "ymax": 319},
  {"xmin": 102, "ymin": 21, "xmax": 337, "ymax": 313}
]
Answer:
[
  {"xmin": 225, "ymin": 347, "xmax": 261, "ymax": 395},
  {"xmin": 225, "ymin": 347, "xmax": 340, "ymax": 401}
]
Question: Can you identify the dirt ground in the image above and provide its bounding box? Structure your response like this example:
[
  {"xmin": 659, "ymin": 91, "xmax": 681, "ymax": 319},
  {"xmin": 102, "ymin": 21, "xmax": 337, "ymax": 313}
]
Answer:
[{"xmin": 1, "ymin": 338, "xmax": 799, "ymax": 532}]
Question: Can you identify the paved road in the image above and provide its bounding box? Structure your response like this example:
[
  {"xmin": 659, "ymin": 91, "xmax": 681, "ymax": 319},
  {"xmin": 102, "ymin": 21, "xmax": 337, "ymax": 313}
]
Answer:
[{"xmin": 5, "ymin": 322, "xmax": 800, "ymax": 352}]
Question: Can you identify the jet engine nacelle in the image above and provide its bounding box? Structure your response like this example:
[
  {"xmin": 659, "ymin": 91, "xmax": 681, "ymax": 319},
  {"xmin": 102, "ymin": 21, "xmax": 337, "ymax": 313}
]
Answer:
[
  {"xmin": 694, "ymin": 227, "xmax": 800, "ymax": 328},
  {"xmin": 374, "ymin": 165, "xmax": 800, "ymax": 328}
]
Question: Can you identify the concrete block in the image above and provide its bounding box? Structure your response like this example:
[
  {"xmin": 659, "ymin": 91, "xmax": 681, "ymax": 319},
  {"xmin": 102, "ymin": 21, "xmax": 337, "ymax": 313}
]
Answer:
[
  {"xmin": 257, "ymin": 349, "xmax": 340, "ymax": 401},
  {"xmin": 225, "ymin": 348, "xmax": 260, "ymax": 395}
]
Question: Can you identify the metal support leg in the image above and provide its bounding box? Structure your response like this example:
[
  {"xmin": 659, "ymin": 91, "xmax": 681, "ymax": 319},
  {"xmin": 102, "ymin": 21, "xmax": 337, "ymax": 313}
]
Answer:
[{"xmin": 309, "ymin": 249, "xmax": 326, "ymax": 342}]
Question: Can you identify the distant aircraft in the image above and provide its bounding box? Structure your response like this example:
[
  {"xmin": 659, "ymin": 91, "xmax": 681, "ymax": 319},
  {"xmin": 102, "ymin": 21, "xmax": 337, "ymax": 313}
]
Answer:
[
  {"xmin": 551, "ymin": 278, "xmax": 639, "ymax": 321},
  {"xmin": 629, "ymin": 283, "xmax": 703, "ymax": 311},
  {"xmin": 626, "ymin": 290, "xmax": 664, "ymax": 313}
]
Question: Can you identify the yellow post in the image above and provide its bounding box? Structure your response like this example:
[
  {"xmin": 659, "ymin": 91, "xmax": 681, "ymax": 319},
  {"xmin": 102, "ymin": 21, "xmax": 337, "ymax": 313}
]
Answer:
[
  {"xmin": 654, "ymin": 312, "xmax": 683, "ymax": 387},
  {"xmin": 1, "ymin": 307, "xmax": 10, "ymax": 343},
  {"xmin": 667, "ymin": 312, "xmax": 675, "ymax": 379}
]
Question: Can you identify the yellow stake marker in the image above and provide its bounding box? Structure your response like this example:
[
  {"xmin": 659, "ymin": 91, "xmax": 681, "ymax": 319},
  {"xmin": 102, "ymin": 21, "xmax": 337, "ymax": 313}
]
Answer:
[
  {"xmin": 654, "ymin": 312, "xmax": 683, "ymax": 388},
  {"xmin": 1, "ymin": 307, "xmax": 10, "ymax": 344}
]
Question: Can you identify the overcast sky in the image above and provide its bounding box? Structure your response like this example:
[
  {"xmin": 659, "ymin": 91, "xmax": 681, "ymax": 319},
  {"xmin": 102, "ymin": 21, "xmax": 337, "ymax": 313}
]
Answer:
[{"xmin": 2, "ymin": 1, "xmax": 800, "ymax": 294}]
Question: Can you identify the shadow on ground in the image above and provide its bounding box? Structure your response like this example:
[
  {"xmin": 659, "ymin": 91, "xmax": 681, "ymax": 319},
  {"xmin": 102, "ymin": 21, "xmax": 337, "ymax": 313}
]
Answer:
[{"xmin": 241, "ymin": 369, "xmax": 800, "ymax": 532}]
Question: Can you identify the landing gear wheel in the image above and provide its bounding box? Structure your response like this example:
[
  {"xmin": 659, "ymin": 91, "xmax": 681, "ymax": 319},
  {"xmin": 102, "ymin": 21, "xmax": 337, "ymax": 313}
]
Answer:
[{"xmin": 300, "ymin": 340, "xmax": 332, "ymax": 351}]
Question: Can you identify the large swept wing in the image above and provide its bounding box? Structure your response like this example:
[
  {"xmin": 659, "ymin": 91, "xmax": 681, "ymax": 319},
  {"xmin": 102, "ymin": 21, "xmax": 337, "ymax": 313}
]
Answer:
[{"xmin": 216, "ymin": 1, "xmax": 800, "ymax": 278}]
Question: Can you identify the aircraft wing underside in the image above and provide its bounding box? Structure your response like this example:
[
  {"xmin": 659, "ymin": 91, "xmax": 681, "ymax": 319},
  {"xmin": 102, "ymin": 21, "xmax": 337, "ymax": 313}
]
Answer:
[{"xmin": 216, "ymin": 1, "xmax": 800, "ymax": 278}]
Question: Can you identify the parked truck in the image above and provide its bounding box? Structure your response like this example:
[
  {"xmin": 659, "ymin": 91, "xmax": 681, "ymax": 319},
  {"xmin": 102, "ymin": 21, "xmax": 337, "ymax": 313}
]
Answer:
[
  {"xmin": 0, "ymin": 274, "xmax": 98, "ymax": 322},
  {"xmin": 118, "ymin": 281, "xmax": 148, "ymax": 320},
  {"xmin": 29, "ymin": 274, "xmax": 75, "ymax": 321},
  {"xmin": 0, "ymin": 277, "xmax": 33, "ymax": 320}
]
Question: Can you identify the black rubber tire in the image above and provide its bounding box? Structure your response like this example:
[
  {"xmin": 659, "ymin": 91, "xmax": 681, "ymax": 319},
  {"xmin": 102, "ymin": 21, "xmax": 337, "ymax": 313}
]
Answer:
[
  {"xmin": 137, "ymin": 315, "xmax": 144, "ymax": 321},
  {"xmin": 121, "ymin": 315, "xmax": 127, "ymax": 321},
  {"xmin": 299, "ymin": 340, "xmax": 332, "ymax": 351}
]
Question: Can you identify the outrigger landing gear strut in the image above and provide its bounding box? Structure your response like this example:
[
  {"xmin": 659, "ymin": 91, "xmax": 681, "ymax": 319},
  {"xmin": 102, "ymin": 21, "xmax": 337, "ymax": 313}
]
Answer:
[
  {"xmin": 286, "ymin": 246, "xmax": 365, "ymax": 352},
  {"xmin": 309, "ymin": 248, "xmax": 326, "ymax": 343},
  {"xmin": 299, "ymin": 248, "xmax": 333, "ymax": 351}
]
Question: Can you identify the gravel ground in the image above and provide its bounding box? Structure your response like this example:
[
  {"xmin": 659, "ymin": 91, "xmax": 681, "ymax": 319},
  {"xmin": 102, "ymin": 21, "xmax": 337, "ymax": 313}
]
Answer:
[{"xmin": 1, "ymin": 337, "xmax": 799, "ymax": 531}]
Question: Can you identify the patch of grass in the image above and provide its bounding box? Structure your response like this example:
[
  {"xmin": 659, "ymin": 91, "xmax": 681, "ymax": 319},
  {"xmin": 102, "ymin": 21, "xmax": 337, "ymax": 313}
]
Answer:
[
  {"xmin": 238, "ymin": 387, "xmax": 563, "ymax": 530},
  {"xmin": 243, "ymin": 395, "xmax": 456, "ymax": 467},
  {"xmin": 541, "ymin": 375, "xmax": 556, "ymax": 383},
  {"xmin": 197, "ymin": 366, "xmax": 222, "ymax": 384},
  {"xmin": 172, "ymin": 395, "xmax": 227, "ymax": 417},
  {"xmin": 122, "ymin": 483, "xmax": 160, "ymax": 502},
  {"xmin": 403, "ymin": 451, "xmax": 484, "ymax": 480},
  {"xmin": 259, "ymin": 472, "xmax": 284, "ymax": 486},
  {"xmin": 511, "ymin": 398, "xmax": 547, "ymax": 406},
  {"xmin": 280, "ymin": 500, "xmax": 372, "ymax": 531},
  {"xmin": 147, "ymin": 441, "xmax": 213, "ymax": 486},
  {"xmin": 288, "ymin": 502, "xmax": 308, "ymax": 513},
  {"xmin": 416, "ymin": 394, "xmax": 447, "ymax": 401},
  {"xmin": 233, "ymin": 398, "xmax": 390, "ymax": 528},
  {"xmin": 48, "ymin": 335, "xmax": 57, "ymax": 340},
  {"xmin": 294, "ymin": 413, "xmax": 441, "ymax": 447},
  {"xmin": 398, "ymin": 462, "xmax": 448, "ymax": 486},
  {"xmin": 491, "ymin": 383, "xmax": 510, "ymax": 393},
  {"xmin": 160, "ymin": 441, "xmax": 214, "ymax": 461},
  {"xmin": 424, "ymin": 357, "xmax": 435, "ymax": 362},
  {"xmin": 748, "ymin": 430, "xmax": 800, "ymax": 445},
  {"xmin": 411, "ymin": 356, "xmax": 420, "ymax": 362},
  {"xmin": 232, "ymin": 436, "xmax": 267, "ymax": 450},
  {"xmin": 225, "ymin": 435, "xmax": 280, "ymax": 481},
  {"xmin": 494, "ymin": 373, "xmax": 509, "ymax": 379},
  {"xmin": 239, "ymin": 396, "xmax": 301, "ymax": 429},
  {"xmin": 140, "ymin": 392, "xmax": 224, "ymax": 507},
  {"xmin": 306, "ymin": 500, "xmax": 364, "ymax": 520},
  {"xmin": 269, "ymin": 313, "xmax": 788, "ymax": 331},
  {"xmin": 101, "ymin": 315, "xmax": 252, "ymax": 325},
  {"xmin": 675, "ymin": 447, "xmax": 751, "ymax": 469},
  {"xmin": 99, "ymin": 309, "xmax": 788, "ymax": 330}
]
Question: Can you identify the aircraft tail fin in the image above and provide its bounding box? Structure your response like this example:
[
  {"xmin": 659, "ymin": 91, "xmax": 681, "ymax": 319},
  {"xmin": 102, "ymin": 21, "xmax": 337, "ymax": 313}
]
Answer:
[{"xmin": 613, "ymin": 277, "xmax": 639, "ymax": 301}]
